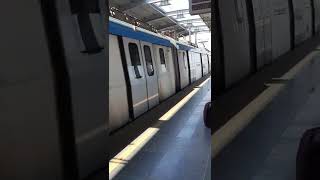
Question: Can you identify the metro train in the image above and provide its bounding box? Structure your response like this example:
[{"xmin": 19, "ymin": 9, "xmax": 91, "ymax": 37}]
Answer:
[
  {"xmin": 109, "ymin": 17, "xmax": 211, "ymax": 132},
  {"xmin": 214, "ymin": 0, "xmax": 320, "ymax": 94}
]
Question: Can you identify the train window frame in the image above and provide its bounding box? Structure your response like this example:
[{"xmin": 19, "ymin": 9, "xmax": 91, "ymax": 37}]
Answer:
[
  {"xmin": 143, "ymin": 45, "xmax": 154, "ymax": 76},
  {"xmin": 159, "ymin": 48, "xmax": 166, "ymax": 69},
  {"xmin": 128, "ymin": 43, "xmax": 142, "ymax": 79}
]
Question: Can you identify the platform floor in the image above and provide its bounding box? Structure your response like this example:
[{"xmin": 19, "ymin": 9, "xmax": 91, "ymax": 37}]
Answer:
[
  {"xmin": 213, "ymin": 81, "xmax": 320, "ymax": 180},
  {"xmin": 110, "ymin": 78, "xmax": 211, "ymax": 180}
]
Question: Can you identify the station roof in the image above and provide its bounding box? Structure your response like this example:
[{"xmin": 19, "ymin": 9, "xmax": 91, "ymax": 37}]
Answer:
[
  {"xmin": 109, "ymin": 1, "xmax": 187, "ymax": 35},
  {"xmin": 109, "ymin": 0, "xmax": 210, "ymax": 37}
]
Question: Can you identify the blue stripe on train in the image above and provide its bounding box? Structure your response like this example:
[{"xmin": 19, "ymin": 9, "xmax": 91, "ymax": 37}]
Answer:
[{"xmin": 109, "ymin": 21, "xmax": 172, "ymax": 47}]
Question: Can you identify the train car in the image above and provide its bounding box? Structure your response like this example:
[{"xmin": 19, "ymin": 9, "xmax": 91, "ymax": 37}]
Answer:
[
  {"xmin": 109, "ymin": 17, "xmax": 211, "ymax": 132},
  {"xmin": 214, "ymin": 0, "xmax": 320, "ymax": 94}
]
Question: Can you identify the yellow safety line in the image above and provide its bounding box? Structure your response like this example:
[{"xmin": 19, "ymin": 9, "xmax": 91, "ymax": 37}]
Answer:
[
  {"xmin": 109, "ymin": 127, "xmax": 159, "ymax": 179},
  {"xmin": 159, "ymin": 77, "xmax": 210, "ymax": 121}
]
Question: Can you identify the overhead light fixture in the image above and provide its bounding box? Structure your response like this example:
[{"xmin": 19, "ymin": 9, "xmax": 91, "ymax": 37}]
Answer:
[
  {"xmin": 176, "ymin": 10, "xmax": 185, "ymax": 19},
  {"xmin": 159, "ymin": 0, "xmax": 171, "ymax": 6},
  {"xmin": 186, "ymin": 23, "xmax": 193, "ymax": 27},
  {"xmin": 147, "ymin": 0, "xmax": 171, "ymax": 5}
]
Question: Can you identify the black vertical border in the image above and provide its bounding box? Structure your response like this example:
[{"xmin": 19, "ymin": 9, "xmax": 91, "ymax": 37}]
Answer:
[
  {"xmin": 200, "ymin": 53, "xmax": 204, "ymax": 77},
  {"xmin": 187, "ymin": 51, "xmax": 192, "ymax": 85},
  {"xmin": 104, "ymin": 1, "xmax": 109, "ymax": 173},
  {"xmin": 246, "ymin": 0, "xmax": 258, "ymax": 73},
  {"xmin": 311, "ymin": 0, "xmax": 316, "ymax": 35},
  {"xmin": 172, "ymin": 47, "xmax": 182, "ymax": 91},
  {"xmin": 117, "ymin": 36, "xmax": 135, "ymax": 120},
  {"xmin": 288, "ymin": 0, "xmax": 295, "ymax": 49},
  {"xmin": 39, "ymin": 0, "xmax": 79, "ymax": 179},
  {"xmin": 212, "ymin": 0, "xmax": 226, "ymax": 97}
]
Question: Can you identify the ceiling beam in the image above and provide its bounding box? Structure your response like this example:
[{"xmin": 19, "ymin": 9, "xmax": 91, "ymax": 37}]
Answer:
[
  {"xmin": 146, "ymin": 16, "xmax": 168, "ymax": 23},
  {"xmin": 157, "ymin": 22, "xmax": 178, "ymax": 30},
  {"xmin": 159, "ymin": 24, "xmax": 179, "ymax": 31},
  {"xmin": 165, "ymin": 9, "xmax": 189, "ymax": 16},
  {"xmin": 148, "ymin": 4, "xmax": 188, "ymax": 31},
  {"xmin": 177, "ymin": 18, "xmax": 203, "ymax": 24},
  {"xmin": 110, "ymin": 0, "xmax": 146, "ymax": 11}
]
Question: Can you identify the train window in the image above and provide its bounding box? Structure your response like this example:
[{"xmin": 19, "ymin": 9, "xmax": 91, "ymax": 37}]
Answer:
[
  {"xmin": 159, "ymin": 48, "xmax": 166, "ymax": 68},
  {"xmin": 129, "ymin": 43, "xmax": 142, "ymax": 79},
  {"xmin": 183, "ymin": 52, "xmax": 188, "ymax": 69},
  {"xmin": 143, "ymin": 45, "xmax": 154, "ymax": 76}
]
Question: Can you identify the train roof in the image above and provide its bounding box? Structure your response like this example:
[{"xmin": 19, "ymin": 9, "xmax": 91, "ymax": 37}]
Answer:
[
  {"xmin": 109, "ymin": 17, "xmax": 172, "ymax": 47},
  {"xmin": 109, "ymin": 17, "xmax": 210, "ymax": 54}
]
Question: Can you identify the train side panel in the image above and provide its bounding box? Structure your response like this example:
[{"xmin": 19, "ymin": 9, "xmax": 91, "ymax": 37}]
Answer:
[{"xmin": 109, "ymin": 35, "xmax": 130, "ymax": 131}]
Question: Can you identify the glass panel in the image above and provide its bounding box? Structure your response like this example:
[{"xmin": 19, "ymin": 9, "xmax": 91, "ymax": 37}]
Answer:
[
  {"xmin": 159, "ymin": 48, "xmax": 166, "ymax": 68},
  {"xmin": 143, "ymin": 45, "xmax": 154, "ymax": 76},
  {"xmin": 183, "ymin": 52, "xmax": 188, "ymax": 69},
  {"xmin": 129, "ymin": 43, "xmax": 142, "ymax": 79}
]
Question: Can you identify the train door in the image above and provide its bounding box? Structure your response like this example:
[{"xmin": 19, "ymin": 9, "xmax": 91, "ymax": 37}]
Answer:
[
  {"xmin": 252, "ymin": 0, "xmax": 273, "ymax": 68},
  {"xmin": 140, "ymin": 41, "xmax": 160, "ymax": 109},
  {"xmin": 292, "ymin": 0, "xmax": 305, "ymax": 44},
  {"xmin": 271, "ymin": 0, "xmax": 291, "ymax": 58},
  {"xmin": 178, "ymin": 50, "xmax": 190, "ymax": 89},
  {"xmin": 218, "ymin": 0, "xmax": 252, "ymax": 87},
  {"xmin": 188, "ymin": 51, "xmax": 197, "ymax": 83},
  {"xmin": 122, "ymin": 37, "xmax": 149, "ymax": 118},
  {"xmin": 292, "ymin": 0, "xmax": 312, "ymax": 44},
  {"xmin": 305, "ymin": 0, "xmax": 313, "ymax": 38},
  {"xmin": 166, "ymin": 47, "xmax": 177, "ymax": 94},
  {"xmin": 304, "ymin": 0, "xmax": 313, "ymax": 38},
  {"xmin": 262, "ymin": 0, "xmax": 273, "ymax": 64},
  {"xmin": 195, "ymin": 52, "xmax": 203, "ymax": 80},
  {"xmin": 252, "ymin": 0, "xmax": 266, "ymax": 69},
  {"xmin": 52, "ymin": 0, "xmax": 107, "ymax": 178},
  {"xmin": 153, "ymin": 45, "xmax": 175, "ymax": 101},
  {"xmin": 201, "ymin": 54, "xmax": 209, "ymax": 75},
  {"xmin": 109, "ymin": 35, "xmax": 130, "ymax": 132}
]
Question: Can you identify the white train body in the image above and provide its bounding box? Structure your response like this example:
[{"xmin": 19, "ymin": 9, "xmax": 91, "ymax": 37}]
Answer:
[{"xmin": 109, "ymin": 17, "xmax": 211, "ymax": 132}]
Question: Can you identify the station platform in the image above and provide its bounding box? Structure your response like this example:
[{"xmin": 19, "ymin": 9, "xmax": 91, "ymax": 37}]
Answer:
[
  {"xmin": 212, "ymin": 37, "xmax": 320, "ymax": 179},
  {"xmin": 214, "ymin": 80, "xmax": 320, "ymax": 180},
  {"xmin": 109, "ymin": 77, "xmax": 211, "ymax": 180}
]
